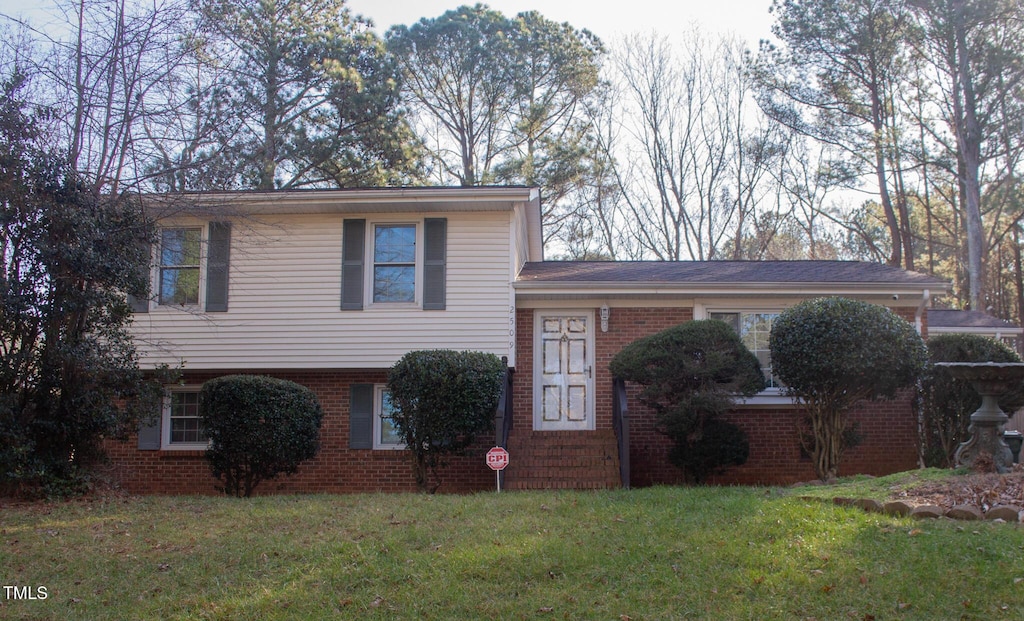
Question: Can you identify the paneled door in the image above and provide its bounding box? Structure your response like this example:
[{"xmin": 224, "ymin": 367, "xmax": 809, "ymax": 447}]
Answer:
[{"xmin": 534, "ymin": 312, "xmax": 594, "ymax": 431}]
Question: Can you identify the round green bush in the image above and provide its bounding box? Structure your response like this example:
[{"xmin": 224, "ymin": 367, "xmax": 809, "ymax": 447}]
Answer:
[
  {"xmin": 770, "ymin": 297, "xmax": 927, "ymax": 480},
  {"xmin": 387, "ymin": 350, "xmax": 506, "ymax": 492},
  {"xmin": 201, "ymin": 375, "xmax": 323, "ymax": 497}
]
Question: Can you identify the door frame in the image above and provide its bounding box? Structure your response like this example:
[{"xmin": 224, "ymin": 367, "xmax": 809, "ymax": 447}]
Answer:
[{"xmin": 532, "ymin": 309, "xmax": 596, "ymax": 431}]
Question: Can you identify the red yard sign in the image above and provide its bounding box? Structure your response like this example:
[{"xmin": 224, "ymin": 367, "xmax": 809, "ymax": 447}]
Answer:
[{"xmin": 486, "ymin": 446, "xmax": 509, "ymax": 471}]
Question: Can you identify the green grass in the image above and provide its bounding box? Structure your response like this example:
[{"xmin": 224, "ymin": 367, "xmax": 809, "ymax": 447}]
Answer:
[{"xmin": 2, "ymin": 484, "xmax": 1023, "ymax": 620}]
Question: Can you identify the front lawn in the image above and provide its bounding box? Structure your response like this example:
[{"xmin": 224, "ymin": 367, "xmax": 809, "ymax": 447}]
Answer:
[{"xmin": 2, "ymin": 481, "xmax": 1022, "ymax": 619}]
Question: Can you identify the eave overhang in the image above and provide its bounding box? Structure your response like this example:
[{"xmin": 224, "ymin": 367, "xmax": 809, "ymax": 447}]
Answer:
[
  {"xmin": 513, "ymin": 279, "xmax": 949, "ymax": 300},
  {"xmin": 142, "ymin": 187, "xmax": 542, "ymax": 217}
]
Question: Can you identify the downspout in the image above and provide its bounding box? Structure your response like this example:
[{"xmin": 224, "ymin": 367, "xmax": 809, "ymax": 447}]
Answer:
[
  {"xmin": 914, "ymin": 288, "xmax": 931, "ymax": 469},
  {"xmin": 915, "ymin": 289, "xmax": 931, "ymax": 335}
]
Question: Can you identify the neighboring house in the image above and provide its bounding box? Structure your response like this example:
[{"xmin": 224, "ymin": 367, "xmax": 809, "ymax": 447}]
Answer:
[
  {"xmin": 107, "ymin": 188, "xmax": 950, "ymax": 494},
  {"xmin": 927, "ymin": 308, "xmax": 1023, "ymax": 349},
  {"xmin": 927, "ymin": 309, "xmax": 1024, "ymax": 434}
]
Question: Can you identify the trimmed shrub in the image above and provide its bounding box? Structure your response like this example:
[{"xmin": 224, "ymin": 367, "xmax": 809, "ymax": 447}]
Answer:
[
  {"xmin": 201, "ymin": 375, "xmax": 323, "ymax": 497},
  {"xmin": 609, "ymin": 320, "xmax": 765, "ymax": 483},
  {"xmin": 387, "ymin": 350, "xmax": 506, "ymax": 492},
  {"xmin": 770, "ymin": 297, "xmax": 927, "ymax": 480},
  {"xmin": 922, "ymin": 333, "xmax": 1024, "ymax": 467}
]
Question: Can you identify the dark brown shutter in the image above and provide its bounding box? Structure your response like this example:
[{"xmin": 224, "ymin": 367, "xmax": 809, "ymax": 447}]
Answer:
[
  {"xmin": 341, "ymin": 219, "xmax": 365, "ymax": 310},
  {"xmin": 205, "ymin": 222, "xmax": 231, "ymax": 312},
  {"xmin": 137, "ymin": 406, "xmax": 161, "ymax": 450},
  {"xmin": 422, "ymin": 218, "xmax": 447, "ymax": 310},
  {"xmin": 349, "ymin": 384, "xmax": 374, "ymax": 448},
  {"xmin": 128, "ymin": 239, "xmax": 152, "ymax": 313}
]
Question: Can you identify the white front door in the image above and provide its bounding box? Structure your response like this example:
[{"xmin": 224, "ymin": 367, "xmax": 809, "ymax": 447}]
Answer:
[{"xmin": 534, "ymin": 311, "xmax": 595, "ymax": 431}]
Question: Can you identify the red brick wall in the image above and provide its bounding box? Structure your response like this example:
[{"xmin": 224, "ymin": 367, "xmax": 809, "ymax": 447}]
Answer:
[
  {"xmin": 627, "ymin": 392, "xmax": 920, "ymax": 487},
  {"xmin": 105, "ymin": 370, "xmax": 496, "ymax": 495},
  {"xmin": 112, "ymin": 304, "xmax": 926, "ymax": 494},
  {"xmin": 515, "ymin": 305, "xmax": 922, "ymax": 487}
]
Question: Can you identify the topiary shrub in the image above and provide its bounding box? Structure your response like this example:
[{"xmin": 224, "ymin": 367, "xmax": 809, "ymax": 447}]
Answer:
[
  {"xmin": 769, "ymin": 297, "xmax": 927, "ymax": 481},
  {"xmin": 201, "ymin": 375, "xmax": 323, "ymax": 497},
  {"xmin": 387, "ymin": 350, "xmax": 506, "ymax": 492},
  {"xmin": 609, "ymin": 320, "xmax": 766, "ymax": 483},
  {"xmin": 922, "ymin": 333, "xmax": 1024, "ymax": 467}
]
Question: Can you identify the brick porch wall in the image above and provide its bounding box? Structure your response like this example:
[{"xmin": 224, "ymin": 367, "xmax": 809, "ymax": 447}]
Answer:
[
  {"xmin": 628, "ymin": 392, "xmax": 919, "ymax": 487},
  {"xmin": 104, "ymin": 369, "xmax": 496, "ymax": 495},
  {"xmin": 515, "ymin": 305, "xmax": 922, "ymax": 487}
]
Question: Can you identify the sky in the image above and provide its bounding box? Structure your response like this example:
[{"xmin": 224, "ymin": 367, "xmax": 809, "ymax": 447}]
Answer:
[
  {"xmin": 345, "ymin": 0, "xmax": 777, "ymax": 46},
  {"xmin": 0, "ymin": 0, "xmax": 778, "ymax": 49}
]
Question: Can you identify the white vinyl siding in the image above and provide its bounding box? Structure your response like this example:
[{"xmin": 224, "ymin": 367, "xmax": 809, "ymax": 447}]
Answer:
[{"xmin": 131, "ymin": 211, "xmax": 514, "ymax": 369}]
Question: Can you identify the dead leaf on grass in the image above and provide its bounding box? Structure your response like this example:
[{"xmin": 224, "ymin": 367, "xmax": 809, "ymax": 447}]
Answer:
[
  {"xmin": 897, "ymin": 602, "xmax": 912, "ymax": 610},
  {"xmin": 370, "ymin": 596, "xmax": 385, "ymax": 608},
  {"xmin": 537, "ymin": 606, "xmax": 554, "ymax": 613}
]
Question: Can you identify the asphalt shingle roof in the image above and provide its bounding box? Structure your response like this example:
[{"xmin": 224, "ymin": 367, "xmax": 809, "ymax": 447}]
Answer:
[
  {"xmin": 928, "ymin": 309, "xmax": 1021, "ymax": 330},
  {"xmin": 517, "ymin": 261, "xmax": 947, "ymax": 286}
]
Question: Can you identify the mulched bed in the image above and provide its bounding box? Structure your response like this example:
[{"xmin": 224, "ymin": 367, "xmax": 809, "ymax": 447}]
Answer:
[{"xmin": 888, "ymin": 464, "xmax": 1024, "ymax": 512}]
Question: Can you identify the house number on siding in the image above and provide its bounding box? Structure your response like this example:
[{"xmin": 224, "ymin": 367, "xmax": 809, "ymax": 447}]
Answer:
[{"xmin": 509, "ymin": 305, "xmax": 516, "ymax": 352}]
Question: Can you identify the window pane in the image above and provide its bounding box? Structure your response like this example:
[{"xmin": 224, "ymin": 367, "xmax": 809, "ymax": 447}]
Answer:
[
  {"xmin": 373, "ymin": 224, "xmax": 416, "ymax": 303},
  {"xmin": 373, "ymin": 266, "xmax": 415, "ymax": 302},
  {"xmin": 169, "ymin": 392, "xmax": 205, "ymax": 444},
  {"xmin": 712, "ymin": 311, "xmax": 781, "ymax": 389},
  {"xmin": 161, "ymin": 228, "xmax": 201, "ymax": 266},
  {"xmin": 160, "ymin": 267, "xmax": 200, "ymax": 305},
  {"xmin": 159, "ymin": 228, "xmax": 201, "ymax": 305},
  {"xmin": 379, "ymin": 391, "xmax": 403, "ymax": 445},
  {"xmin": 374, "ymin": 225, "xmax": 416, "ymax": 263},
  {"xmin": 709, "ymin": 312, "xmax": 740, "ymax": 332}
]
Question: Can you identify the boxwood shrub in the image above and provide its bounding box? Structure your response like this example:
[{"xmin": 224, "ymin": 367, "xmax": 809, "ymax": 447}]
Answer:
[
  {"xmin": 201, "ymin": 375, "xmax": 323, "ymax": 497},
  {"xmin": 609, "ymin": 319, "xmax": 766, "ymax": 483},
  {"xmin": 387, "ymin": 350, "xmax": 506, "ymax": 492}
]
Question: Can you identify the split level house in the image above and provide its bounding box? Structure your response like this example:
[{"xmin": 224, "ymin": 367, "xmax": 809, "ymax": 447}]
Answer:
[{"xmin": 108, "ymin": 187, "xmax": 950, "ymax": 494}]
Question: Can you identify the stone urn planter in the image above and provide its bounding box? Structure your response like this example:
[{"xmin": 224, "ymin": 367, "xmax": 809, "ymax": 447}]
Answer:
[{"xmin": 935, "ymin": 362, "xmax": 1024, "ymax": 474}]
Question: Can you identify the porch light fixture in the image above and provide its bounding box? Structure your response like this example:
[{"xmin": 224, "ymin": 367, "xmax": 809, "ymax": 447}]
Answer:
[{"xmin": 600, "ymin": 305, "xmax": 610, "ymax": 332}]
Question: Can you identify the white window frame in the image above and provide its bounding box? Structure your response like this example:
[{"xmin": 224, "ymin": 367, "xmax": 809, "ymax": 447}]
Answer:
[
  {"xmin": 367, "ymin": 221, "xmax": 421, "ymax": 308},
  {"xmin": 696, "ymin": 304, "xmax": 797, "ymax": 407},
  {"xmin": 161, "ymin": 386, "xmax": 209, "ymax": 450},
  {"xmin": 373, "ymin": 384, "xmax": 405, "ymax": 450}
]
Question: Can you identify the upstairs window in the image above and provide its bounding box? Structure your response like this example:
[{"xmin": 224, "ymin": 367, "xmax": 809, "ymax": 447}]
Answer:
[
  {"xmin": 373, "ymin": 224, "xmax": 416, "ymax": 303},
  {"xmin": 710, "ymin": 311, "xmax": 782, "ymax": 389},
  {"xmin": 159, "ymin": 228, "xmax": 202, "ymax": 305}
]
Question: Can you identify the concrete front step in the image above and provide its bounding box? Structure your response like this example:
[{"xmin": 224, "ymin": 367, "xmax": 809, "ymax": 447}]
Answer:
[{"xmin": 504, "ymin": 430, "xmax": 621, "ymax": 490}]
